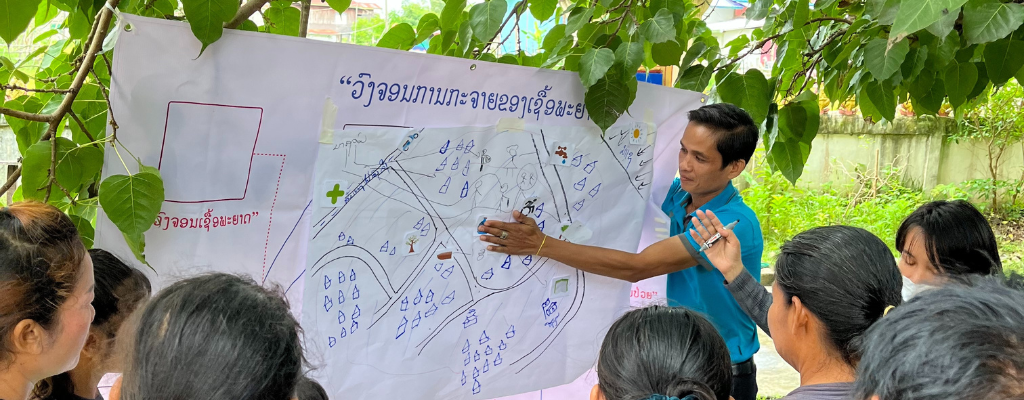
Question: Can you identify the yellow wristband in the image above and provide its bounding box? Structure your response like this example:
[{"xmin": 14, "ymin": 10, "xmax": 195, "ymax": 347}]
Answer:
[{"xmin": 536, "ymin": 236, "xmax": 548, "ymax": 256}]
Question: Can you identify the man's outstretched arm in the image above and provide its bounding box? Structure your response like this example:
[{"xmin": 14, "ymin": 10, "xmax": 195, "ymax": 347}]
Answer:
[{"xmin": 478, "ymin": 211, "xmax": 699, "ymax": 282}]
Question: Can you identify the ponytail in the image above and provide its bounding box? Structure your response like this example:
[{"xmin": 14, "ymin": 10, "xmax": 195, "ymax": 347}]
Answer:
[{"xmin": 661, "ymin": 377, "xmax": 717, "ymax": 400}]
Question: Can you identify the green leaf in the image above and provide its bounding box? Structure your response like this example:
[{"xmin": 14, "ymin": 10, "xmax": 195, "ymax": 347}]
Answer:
[
  {"xmin": 967, "ymin": 61, "xmax": 989, "ymax": 100},
  {"xmin": 901, "ymin": 46, "xmax": 929, "ymax": 82},
  {"xmin": 864, "ymin": 80, "xmax": 897, "ymax": 122},
  {"xmin": 746, "ymin": 0, "xmax": 772, "ymax": 20},
  {"xmin": 675, "ymin": 64, "xmax": 714, "ymax": 92},
  {"xmin": 181, "ymin": 0, "xmax": 239, "ymax": 54},
  {"xmin": 866, "ymin": 0, "xmax": 900, "ymax": 25},
  {"xmin": 615, "ymin": 39, "xmax": 644, "ymax": 74},
  {"xmin": 585, "ymin": 66, "xmax": 630, "ymax": 132},
  {"xmin": 681, "ymin": 41, "xmax": 707, "ymax": 68},
  {"xmin": 99, "ymin": 171, "xmax": 165, "ymax": 240},
  {"xmin": 377, "ymin": 23, "xmax": 416, "ymax": 50},
  {"xmin": 264, "ymin": 5, "xmax": 300, "ymax": 36},
  {"xmin": 963, "ymin": 0, "xmax": 1024, "ymax": 45},
  {"xmin": 6, "ymin": 97, "xmax": 47, "ymax": 154},
  {"xmin": 457, "ymin": 22, "xmax": 474, "ymax": 56},
  {"xmin": 529, "ymin": 0, "xmax": 557, "ymax": 21},
  {"xmin": 542, "ymin": 24, "xmax": 566, "ymax": 52},
  {"xmin": 239, "ymin": 19, "xmax": 258, "ymax": 32},
  {"xmin": 641, "ymin": 9, "xmax": 675, "ymax": 43},
  {"xmin": 925, "ymin": 6, "xmax": 960, "ymax": 38},
  {"xmin": 325, "ymin": 0, "xmax": 352, "ymax": 14},
  {"xmin": 793, "ymin": 0, "xmax": 809, "ymax": 28},
  {"xmin": 440, "ymin": 0, "xmax": 467, "ymax": 32},
  {"xmin": 415, "ymin": 13, "xmax": 440, "ymax": 45},
  {"xmin": 864, "ymin": 38, "xmax": 910, "ymax": 80},
  {"xmin": 651, "ymin": 40, "xmax": 683, "ymax": 66},
  {"xmin": 0, "ymin": 0, "xmax": 42, "ymax": 44},
  {"xmin": 983, "ymin": 38, "xmax": 1024, "ymax": 84},
  {"xmin": 469, "ymin": 0, "xmax": 507, "ymax": 42},
  {"xmin": 945, "ymin": 60, "xmax": 979, "ymax": 109},
  {"xmin": 716, "ymin": 69, "xmax": 771, "ymax": 126},
  {"xmin": 909, "ymin": 71, "xmax": 945, "ymax": 115},
  {"xmin": 21, "ymin": 138, "xmax": 104, "ymax": 201},
  {"xmin": 579, "ymin": 47, "xmax": 615, "ymax": 87},
  {"xmin": 69, "ymin": 215, "xmax": 94, "ymax": 249},
  {"xmin": 770, "ymin": 91, "xmax": 819, "ymax": 183},
  {"xmin": 35, "ymin": 0, "xmax": 61, "ymax": 28},
  {"xmin": 565, "ymin": 7, "xmax": 593, "ymax": 35},
  {"xmin": 891, "ymin": 0, "xmax": 969, "ymax": 41}
]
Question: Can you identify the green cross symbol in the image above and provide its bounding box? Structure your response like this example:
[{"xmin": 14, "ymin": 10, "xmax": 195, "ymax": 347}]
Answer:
[{"xmin": 326, "ymin": 183, "xmax": 346, "ymax": 204}]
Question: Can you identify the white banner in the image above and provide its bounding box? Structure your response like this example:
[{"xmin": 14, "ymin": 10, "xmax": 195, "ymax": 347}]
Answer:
[{"xmin": 97, "ymin": 15, "xmax": 701, "ymax": 399}]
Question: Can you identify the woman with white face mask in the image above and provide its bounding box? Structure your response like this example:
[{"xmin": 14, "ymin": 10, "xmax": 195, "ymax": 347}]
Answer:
[{"xmin": 895, "ymin": 200, "xmax": 1002, "ymax": 299}]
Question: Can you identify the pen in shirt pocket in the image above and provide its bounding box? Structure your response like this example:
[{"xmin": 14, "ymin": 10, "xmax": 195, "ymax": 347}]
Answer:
[{"xmin": 697, "ymin": 219, "xmax": 739, "ymax": 253}]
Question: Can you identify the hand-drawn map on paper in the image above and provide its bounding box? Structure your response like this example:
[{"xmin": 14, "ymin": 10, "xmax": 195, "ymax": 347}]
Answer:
[{"xmin": 302, "ymin": 123, "xmax": 654, "ymax": 399}]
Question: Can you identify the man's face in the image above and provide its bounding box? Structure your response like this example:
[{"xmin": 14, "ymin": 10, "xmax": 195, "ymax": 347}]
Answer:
[{"xmin": 677, "ymin": 122, "xmax": 735, "ymax": 197}]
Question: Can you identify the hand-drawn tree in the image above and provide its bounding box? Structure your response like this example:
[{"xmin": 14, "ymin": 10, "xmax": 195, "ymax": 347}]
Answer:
[
  {"xmin": 3, "ymin": 0, "xmax": 1023, "ymax": 265},
  {"xmin": 406, "ymin": 235, "xmax": 419, "ymax": 254}
]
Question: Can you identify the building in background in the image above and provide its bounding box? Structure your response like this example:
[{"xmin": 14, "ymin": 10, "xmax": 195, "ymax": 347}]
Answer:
[{"xmin": 307, "ymin": 1, "xmax": 383, "ymax": 42}]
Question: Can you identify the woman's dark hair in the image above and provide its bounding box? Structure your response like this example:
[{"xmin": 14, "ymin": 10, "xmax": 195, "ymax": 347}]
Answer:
[
  {"xmin": 775, "ymin": 226, "xmax": 902, "ymax": 366},
  {"xmin": 0, "ymin": 202, "xmax": 86, "ymax": 367},
  {"xmin": 895, "ymin": 200, "xmax": 1002, "ymax": 276},
  {"xmin": 597, "ymin": 306, "xmax": 732, "ymax": 400},
  {"xmin": 854, "ymin": 275, "xmax": 1024, "ymax": 400},
  {"xmin": 295, "ymin": 376, "xmax": 329, "ymax": 400},
  {"xmin": 687, "ymin": 103, "xmax": 759, "ymax": 169},
  {"xmin": 34, "ymin": 249, "xmax": 152, "ymax": 399},
  {"xmin": 121, "ymin": 273, "xmax": 304, "ymax": 400}
]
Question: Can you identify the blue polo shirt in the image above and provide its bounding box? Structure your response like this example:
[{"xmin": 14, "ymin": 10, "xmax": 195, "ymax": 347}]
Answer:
[{"xmin": 661, "ymin": 178, "xmax": 763, "ymax": 364}]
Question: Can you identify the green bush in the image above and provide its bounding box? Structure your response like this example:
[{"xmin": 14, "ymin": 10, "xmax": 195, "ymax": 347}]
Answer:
[{"xmin": 742, "ymin": 161, "xmax": 1023, "ymax": 277}]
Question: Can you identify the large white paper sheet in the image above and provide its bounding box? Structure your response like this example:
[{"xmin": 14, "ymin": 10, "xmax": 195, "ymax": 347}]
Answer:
[
  {"xmin": 96, "ymin": 15, "xmax": 703, "ymax": 399},
  {"xmin": 304, "ymin": 123, "xmax": 651, "ymax": 399}
]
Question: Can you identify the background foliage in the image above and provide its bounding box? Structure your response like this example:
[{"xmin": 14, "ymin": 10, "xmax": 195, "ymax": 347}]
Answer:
[{"xmin": 2, "ymin": 0, "xmax": 1023, "ymax": 263}]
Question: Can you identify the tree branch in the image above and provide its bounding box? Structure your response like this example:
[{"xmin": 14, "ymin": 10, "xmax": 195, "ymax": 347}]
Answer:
[
  {"xmin": 0, "ymin": 84, "xmax": 76, "ymax": 94},
  {"xmin": 717, "ymin": 32, "xmax": 784, "ymax": 72},
  {"xmin": 68, "ymin": 110, "xmax": 101, "ymax": 147},
  {"xmin": 299, "ymin": 0, "xmax": 311, "ymax": 38},
  {"xmin": 226, "ymin": 0, "xmax": 273, "ymax": 29},
  {"xmin": 479, "ymin": 0, "xmax": 527, "ymax": 57},
  {"xmin": 0, "ymin": 107, "xmax": 52, "ymax": 123},
  {"xmin": 45, "ymin": 130, "xmax": 57, "ymax": 202},
  {"xmin": 806, "ymin": 17, "xmax": 853, "ymax": 24},
  {"xmin": 0, "ymin": 167, "xmax": 21, "ymax": 199}
]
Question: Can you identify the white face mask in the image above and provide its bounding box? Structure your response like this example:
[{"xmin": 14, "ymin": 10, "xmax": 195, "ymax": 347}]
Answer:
[{"xmin": 901, "ymin": 275, "xmax": 917, "ymax": 301}]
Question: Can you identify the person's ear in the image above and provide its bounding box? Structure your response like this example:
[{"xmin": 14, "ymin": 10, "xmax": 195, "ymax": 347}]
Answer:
[
  {"xmin": 791, "ymin": 296, "xmax": 810, "ymax": 334},
  {"xmin": 12, "ymin": 319, "xmax": 47, "ymax": 355},
  {"xmin": 81, "ymin": 331, "xmax": 105, "ymax": 358},
  {"xmin": 590, "ymin": 384, "xmax": 605, "ymax": 400},
  {"xmin": 870, "ymin": 396, "xmax": 881, "ymax": 400},
  {"xmin": 726, "ymin": 159, "xmax": 747, "ymax": 179}
]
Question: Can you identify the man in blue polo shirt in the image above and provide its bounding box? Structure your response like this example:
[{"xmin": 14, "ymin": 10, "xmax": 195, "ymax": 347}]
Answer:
[{"xmin": 479, "ymin": 103, "xmax": 764, "ymax": 400}]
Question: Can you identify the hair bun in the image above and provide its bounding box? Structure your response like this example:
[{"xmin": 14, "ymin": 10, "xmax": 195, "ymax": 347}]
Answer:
[{"xmin": 662, "ymin": 377, "xmax": 717, "ymax": 400}]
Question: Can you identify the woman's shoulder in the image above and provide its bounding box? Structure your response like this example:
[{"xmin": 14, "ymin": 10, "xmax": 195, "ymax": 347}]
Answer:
[{"xmin": 780, "ymin": 382, "xmax": 854, "ymax": 400}]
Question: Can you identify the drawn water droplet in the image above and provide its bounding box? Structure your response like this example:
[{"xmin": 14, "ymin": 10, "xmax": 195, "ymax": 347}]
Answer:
[
  {"xmin": 338, "ymin": 270, "xmax": 346, "ymax": 283},
  {"xmin": 464, "ymin": 353, "xmax": 471, "ymax": 366},
  {"xmin": 389, "ymin": 247, "xmax": 396, "ymax": 255},
  {"xmin": 479, "ymin": 331, "xmax": 490, "ymax": 344},
  {"xmin": 501, "ymin": 255, "xmax": 512, "ymax": 269},
  {"xmin": 462, "ymin": 340, "xmax": 471, "ymax": 354},
  {"xmin": 440, "ymin": 177, "xmax": 451, "ymax": 194},
  {"xmin": 396, "ymin": 316, "xmax": 408, "ymax": 339},
  {"xmin": 350, "ymin": 319, "xmax": 359, "ymax": 333},
  {"xmin": 506, "ymin": 325, "xmax": 515, "ymax": 339},
  {"xmin": 441, "ymin": 265, "xmax": 454, "ymax": 279},
  {"xmin": 380, "ymin": 241, "xmax": 390, "ymax": 253},
  {"xmin": 436, "ymin": 156, "xmax": 448, "ymax": 171},
  {"xmin": 474, "ymin": 351, "xmax": 481, "ymax": 362},
  {"xmin": 323, "ymin": 295, "xmax": 333, "ymax": 313},
  {"xmin": 412, "ymin": 311, "xmax": 422, "ymax": 329},
  {"xmin": 481, "ymin": 268, "xmax": 494, "ymax": 280},
  {"xmin": 401, "ymin": 297, "xmax": 409, "ymax": 311},
  {"xmin": 352, "ymin": 284, "xmax": 360, "ymax": 300},
  {"xmin": 472, "ymin": 379, "xmax": 481, "ymax": 394},
  {"xmin": 339, "ymin": 327, "xmax": 347, "ymax": 338},
  {"xmin": 571, "ymin": 154, "xmax": 583, "ymax": 167},
  {"xmin": 323, "ymin": 274, "xmax": 332, "ymax": 290},
  {"xmin": 589, "ymin": 183, "xmax": 602, "ymax": 198},
  {"xmin": 426, "ymin": 290, "xmax": 434, "ymax": 303},
  {"xmin": 494, "ymin": 352, "xmax": 503, "ymax": 365},
  {"xmin": 414, "ymin": 289, "xmax": 423, "ymax": 305},
  {"xmin": 461, "ymin": 370, "xmax": 467, "ymax": 386},
  {"xmin": 573, "ymin": 199, "xmax": 585, "ymax": 211},
  {"xmin": 338, "ymin": 289, "xmax": 345, "ymax": 304},
  {"xmin": 442, "ymin": 291, "xmax": 455, "ymax": 305},
  {"xmin": 352, "ymin": 305, "xmax": 361, "ymax": 319},
  {"xmin": 574, "ymin": 177, "xmax": 587, "ymax": 191},
  {"xmin": 485, "ymin": 345, "xmax": 493, "ymax": 355},
  {"xmin": 498, "ymin": 340, "xmax": 507, "ymax": 351},
  {"xmin": 584, "ymin": 160, "xmax": 597, "ymax": 174},
  {"xmin": 425, "ymin": 303, "xmax": 438, "ymax": 317},
  {"xmin": 414, "ymin": 217, "xmax": 424, "ymax": 229},
  {"xmin": 338, "ymin": 309, "xmax": 346, "ymax": 324},
  {"xmin": 434, "ymin": 263, "xmax": 443, "ymax": 271},
  {"xmin": 328, "ymin": 336, "xmax": 337, "ymax": 348},
  {"xmin": 460, "ymin": 181, "xmax": 469, "ymax": 198},
  {"xmin": 350, "ymin": 269, "xmax": 356, "ymax": 281},
  {"xmin": 483, "ymin": 358, "xmax": 490, "ymax": 373},
  {"xmin": 522, "ymin": 255, "xmax": 533, "ymax": 265}
]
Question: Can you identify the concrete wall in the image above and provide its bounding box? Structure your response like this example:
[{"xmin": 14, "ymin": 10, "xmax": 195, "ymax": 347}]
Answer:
[{"xmin": 791, "ymin": 115, "xmax": 1024, "ymax": 193}]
